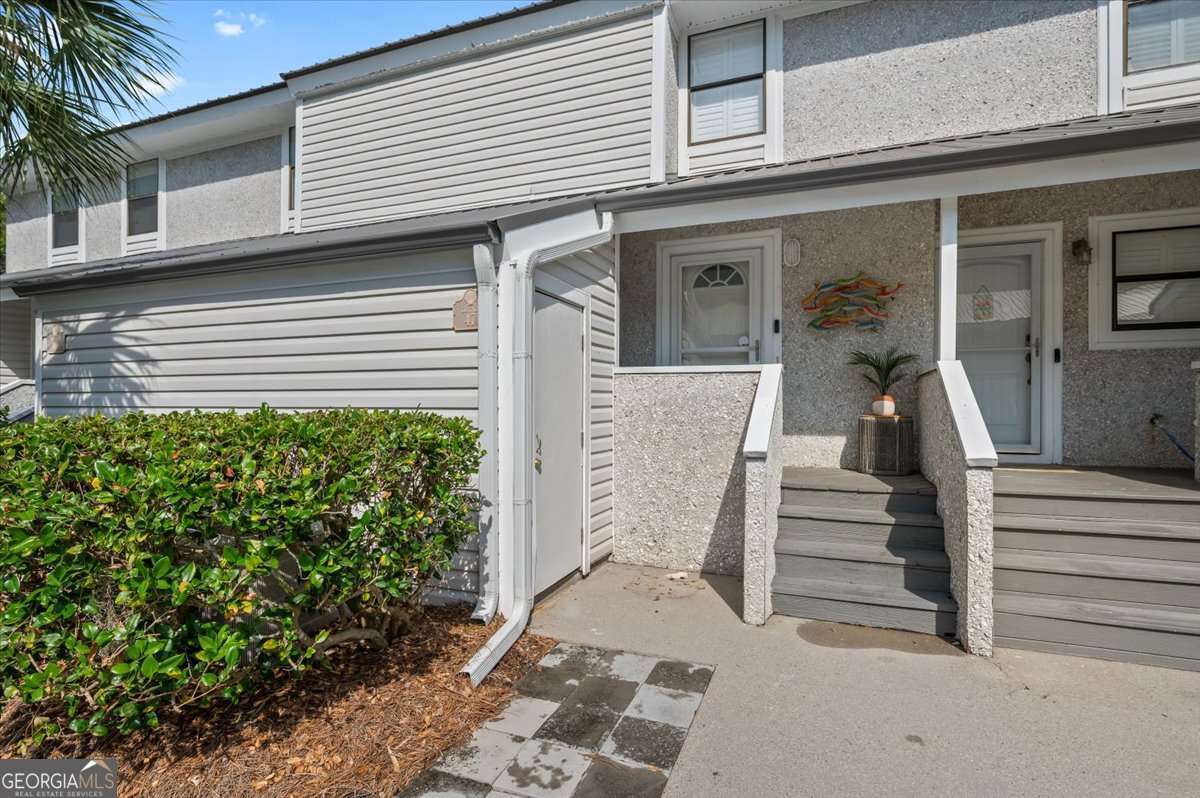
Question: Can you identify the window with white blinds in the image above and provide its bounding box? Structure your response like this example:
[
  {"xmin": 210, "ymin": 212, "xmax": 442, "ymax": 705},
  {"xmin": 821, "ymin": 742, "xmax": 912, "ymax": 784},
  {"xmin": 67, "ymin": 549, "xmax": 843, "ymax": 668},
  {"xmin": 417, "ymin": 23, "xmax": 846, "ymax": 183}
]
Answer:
[
  {"xmin": 1126, "ymin": 0, "xmax": 1200, "ymax": 73},
  {"xmin": 688, "ymin": 20, "xmax": 765, "ymax": 144},
  {"xmin": 1112, "ymin": 224, "xmax": 1200, "ymax": 329}
]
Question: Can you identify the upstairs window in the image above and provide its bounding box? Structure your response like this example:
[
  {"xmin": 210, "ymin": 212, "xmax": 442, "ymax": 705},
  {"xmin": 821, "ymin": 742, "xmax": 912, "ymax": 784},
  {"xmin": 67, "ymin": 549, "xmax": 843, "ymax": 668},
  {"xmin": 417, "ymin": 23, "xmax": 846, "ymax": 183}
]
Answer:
[
  {"xmin": 126, "ymin": 159, "xmax": 159, "ymax": 236},
  {"xmin": 1126, "ymin": 0, "xmax": 1200, "ymax": 73},
  {"xmin": 51, "ymin": 190, "xmax": 79, "ymax": 249},
  {"xmin": 1112, "ymin": 224, "xmax": 1200, "ymax": 330},
  {"xmin": 688, "ymin": 20, "xmax": 765, "ymax": 145}
]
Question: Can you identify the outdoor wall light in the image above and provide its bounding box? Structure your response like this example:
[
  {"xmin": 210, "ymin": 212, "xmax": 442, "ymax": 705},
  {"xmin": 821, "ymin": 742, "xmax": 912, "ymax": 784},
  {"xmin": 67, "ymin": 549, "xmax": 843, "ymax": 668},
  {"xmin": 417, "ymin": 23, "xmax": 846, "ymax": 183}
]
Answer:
[{"xmin": 1071, "ymin": 237, "xmax": 1092, "ymax": 263}]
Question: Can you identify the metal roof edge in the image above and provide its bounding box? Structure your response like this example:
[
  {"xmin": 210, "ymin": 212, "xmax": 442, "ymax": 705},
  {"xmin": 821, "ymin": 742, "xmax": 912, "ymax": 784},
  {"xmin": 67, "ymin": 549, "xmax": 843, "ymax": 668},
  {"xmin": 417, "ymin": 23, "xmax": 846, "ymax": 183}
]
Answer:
[
  {"xmin": 598, "ymin": 111, "xmax": 1200, "ymax": 212},
  {"xmin": 2, "ymin": 224, "xmax": 495, "ymax": 296}
]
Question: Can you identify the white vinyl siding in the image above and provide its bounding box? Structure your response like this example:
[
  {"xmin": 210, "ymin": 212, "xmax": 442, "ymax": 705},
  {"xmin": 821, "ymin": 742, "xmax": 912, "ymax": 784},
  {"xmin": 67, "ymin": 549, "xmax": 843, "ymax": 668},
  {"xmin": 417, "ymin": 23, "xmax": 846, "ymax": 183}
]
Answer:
[
  {"xmin": 299, "ymin": 12, "xmax": 653, "ymax": 232},
  {"xmin": 37, "ymin": 249, "xmax": 483, "ymax": 602},
  {"xmin": 538, "ymin": 241, "xmax": 617, "ymax": 565},
  {"xmin": 0, "ymin": 299, "xmax": 33, "ymax": 384}
]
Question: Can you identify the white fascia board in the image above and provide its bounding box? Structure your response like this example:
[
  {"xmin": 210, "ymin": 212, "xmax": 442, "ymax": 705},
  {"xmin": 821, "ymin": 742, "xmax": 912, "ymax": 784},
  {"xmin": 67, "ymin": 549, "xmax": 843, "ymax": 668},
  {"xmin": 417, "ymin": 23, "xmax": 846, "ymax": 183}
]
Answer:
[
  {"xmin": 121, "ymin": 88, "xmax": 295, "ymax": 160},
  {"xmin": 613, "ymin": 141, "xmax": 1200, "ymax": 233},
  {"xmin": 287, "ymin": 0, "xmax": 654, "ymax": 97}
]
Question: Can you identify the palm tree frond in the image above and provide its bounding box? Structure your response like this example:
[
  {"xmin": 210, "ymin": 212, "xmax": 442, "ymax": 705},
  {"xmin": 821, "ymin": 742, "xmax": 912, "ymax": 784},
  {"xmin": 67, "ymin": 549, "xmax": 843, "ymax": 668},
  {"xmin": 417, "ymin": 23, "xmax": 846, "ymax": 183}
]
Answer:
[{"xmin": 847, "ymin": 347, "xmax": 918, "ymax": 396}]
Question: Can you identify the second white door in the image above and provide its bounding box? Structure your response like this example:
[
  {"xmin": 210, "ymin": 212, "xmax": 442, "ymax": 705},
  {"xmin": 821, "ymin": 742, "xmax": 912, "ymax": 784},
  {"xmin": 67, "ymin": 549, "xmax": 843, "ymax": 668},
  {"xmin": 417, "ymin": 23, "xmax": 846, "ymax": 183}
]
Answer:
[
  {"xmin": 957, "ymin": 242, "xmax": 1043, "ymax": 454},
  {"xmin": 532, "ymin": 290, "xmax": 586, "ymax": 595}
]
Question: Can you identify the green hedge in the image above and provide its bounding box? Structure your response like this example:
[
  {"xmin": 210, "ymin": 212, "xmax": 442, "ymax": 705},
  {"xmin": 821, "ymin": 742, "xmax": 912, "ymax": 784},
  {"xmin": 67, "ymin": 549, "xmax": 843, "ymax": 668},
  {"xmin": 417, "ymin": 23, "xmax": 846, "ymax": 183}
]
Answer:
[{"xmin": 0, "ymin": 407, "xmax": 482, "ymax": 746}]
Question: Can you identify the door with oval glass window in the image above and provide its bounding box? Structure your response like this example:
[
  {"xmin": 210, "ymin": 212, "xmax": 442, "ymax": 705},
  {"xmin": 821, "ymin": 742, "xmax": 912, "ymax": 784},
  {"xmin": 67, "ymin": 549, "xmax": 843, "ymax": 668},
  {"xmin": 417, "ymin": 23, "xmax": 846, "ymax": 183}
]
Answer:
[{"xmin": 668, "ymin": 249, "xmax": 764, "ymax": 365}]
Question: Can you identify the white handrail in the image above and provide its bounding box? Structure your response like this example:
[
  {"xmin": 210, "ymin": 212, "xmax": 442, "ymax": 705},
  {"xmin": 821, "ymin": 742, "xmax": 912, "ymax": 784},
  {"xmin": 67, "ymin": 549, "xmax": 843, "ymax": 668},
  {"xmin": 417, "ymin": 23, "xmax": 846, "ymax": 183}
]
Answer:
[
  {"xmin": 934, "ymin": 360, "xmax": 998, "ymax": 468},
  {"xmin": 743, "ymin": 364, "xmax": 783, "ymax": 459}
]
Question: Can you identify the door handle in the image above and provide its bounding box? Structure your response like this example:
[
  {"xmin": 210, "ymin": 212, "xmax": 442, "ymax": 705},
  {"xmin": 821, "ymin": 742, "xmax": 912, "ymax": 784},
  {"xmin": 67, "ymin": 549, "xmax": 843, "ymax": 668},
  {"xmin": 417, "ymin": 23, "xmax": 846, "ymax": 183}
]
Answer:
[{"xmin": 534, "ymin": 435, "xmax": 542, "ymax": 472}]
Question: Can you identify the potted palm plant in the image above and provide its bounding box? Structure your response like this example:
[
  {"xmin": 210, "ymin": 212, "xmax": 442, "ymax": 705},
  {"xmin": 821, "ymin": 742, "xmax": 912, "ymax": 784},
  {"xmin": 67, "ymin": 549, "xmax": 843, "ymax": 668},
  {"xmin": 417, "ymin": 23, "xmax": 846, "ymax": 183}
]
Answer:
[{"xmin": 847, "ymin": 347, "xmax": 918, "ymax": 416}]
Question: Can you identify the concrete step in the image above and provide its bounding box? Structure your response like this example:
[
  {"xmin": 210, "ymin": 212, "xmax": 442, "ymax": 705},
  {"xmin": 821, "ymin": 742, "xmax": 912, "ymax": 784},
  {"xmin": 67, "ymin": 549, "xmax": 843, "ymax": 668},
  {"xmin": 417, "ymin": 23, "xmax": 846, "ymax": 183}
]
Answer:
[
  {"xmin": 995, "ymin": 591, "xmax": 1200, "ymax": 667},
  {"xmin": 775, "ymin": 539, "xmax": 951, "ymax": 591},
  {"xmin": 777, "ymin": 504, "xmax": 946, "ymax": 549},
  {"xmin": 772, "ymin": 575, "xmax": 957, "ymax": 637},
  {"xmin": 994, "ymin": 513, "xmax": 1200, "ymax": 562},
  {"xmin": 995, "ymin": 549, "xmax": 1200, "ymax": 607}
]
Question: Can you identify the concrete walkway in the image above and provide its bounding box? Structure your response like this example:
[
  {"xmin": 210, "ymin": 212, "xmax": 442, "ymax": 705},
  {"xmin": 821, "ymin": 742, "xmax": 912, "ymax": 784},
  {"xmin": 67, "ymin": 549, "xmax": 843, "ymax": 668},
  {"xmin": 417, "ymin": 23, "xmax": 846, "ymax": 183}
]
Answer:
[{"xmin": 531, "ymin": 563, "xmax": 1200, "ymax": 798}]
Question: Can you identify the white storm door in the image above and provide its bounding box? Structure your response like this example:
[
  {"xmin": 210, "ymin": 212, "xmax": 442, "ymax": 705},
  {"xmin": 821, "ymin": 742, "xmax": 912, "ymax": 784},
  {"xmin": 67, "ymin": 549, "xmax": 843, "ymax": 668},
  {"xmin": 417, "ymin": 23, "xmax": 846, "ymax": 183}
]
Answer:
[
  {"xmin": 957, "ymin": 242, "xmax": 1043, "ymax": 454},
  {"xmin": 668, "ymin": 249, "xmax": 763, "ymax": 365},
  {"xmin": 532, "ymin": 290, "xmax": 586, "ymax": 595}
]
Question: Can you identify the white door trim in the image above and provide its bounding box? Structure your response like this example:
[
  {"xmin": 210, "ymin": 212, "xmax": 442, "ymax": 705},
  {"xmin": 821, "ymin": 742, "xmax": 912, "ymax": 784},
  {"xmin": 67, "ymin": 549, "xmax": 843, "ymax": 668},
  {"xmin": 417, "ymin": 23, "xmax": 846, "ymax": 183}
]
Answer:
[
  {"xmin": 959, "ymin": 222, "xmax": 1064, "ymax": 464},
  {"xmin": 655, "ymin": 230, "xmax": 782, "ymax": 366},
  {"xmin": 531, "ymin": 275, "xmax": 593, "ymax": 580}
]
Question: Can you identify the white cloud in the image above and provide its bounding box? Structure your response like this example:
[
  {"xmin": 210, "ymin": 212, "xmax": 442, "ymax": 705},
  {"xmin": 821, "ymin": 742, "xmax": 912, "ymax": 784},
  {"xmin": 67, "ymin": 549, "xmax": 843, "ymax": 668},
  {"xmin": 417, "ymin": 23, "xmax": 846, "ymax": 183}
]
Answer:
[
  {"xmin": 139, "ymin": 71, "xmax": 186, "ymax": 98},
  {"xmin": 214, "ymin": 20, "xmax": 244, "ymax": 37},
  {"xmin": 212, "ymin": 9, "xmax": 266, "ymax": 36}
]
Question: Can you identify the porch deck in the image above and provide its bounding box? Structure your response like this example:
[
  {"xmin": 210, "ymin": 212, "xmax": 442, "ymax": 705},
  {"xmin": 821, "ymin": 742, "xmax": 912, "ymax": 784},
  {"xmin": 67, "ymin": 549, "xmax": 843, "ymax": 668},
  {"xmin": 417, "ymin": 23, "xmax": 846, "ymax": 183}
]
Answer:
[{"xmin": 994, "ymin": 466, "xmax": 1200, "ymax": 503}]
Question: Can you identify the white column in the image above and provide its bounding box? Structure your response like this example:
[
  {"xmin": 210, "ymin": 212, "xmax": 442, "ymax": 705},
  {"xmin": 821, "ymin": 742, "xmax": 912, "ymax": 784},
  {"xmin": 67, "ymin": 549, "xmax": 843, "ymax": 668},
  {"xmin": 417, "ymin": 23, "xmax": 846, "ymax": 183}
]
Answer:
[{"xmin": 937, "ymin": 195, "xmax": 958, "ymax": 361}]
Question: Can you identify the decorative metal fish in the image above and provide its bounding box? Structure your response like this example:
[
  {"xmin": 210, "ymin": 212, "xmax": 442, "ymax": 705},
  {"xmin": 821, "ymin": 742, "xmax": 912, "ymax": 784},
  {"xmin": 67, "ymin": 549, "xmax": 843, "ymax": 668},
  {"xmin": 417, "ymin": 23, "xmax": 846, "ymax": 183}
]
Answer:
[{"xmin": 800, "ymin": 272, "xmax": 903, "ymax": 331}]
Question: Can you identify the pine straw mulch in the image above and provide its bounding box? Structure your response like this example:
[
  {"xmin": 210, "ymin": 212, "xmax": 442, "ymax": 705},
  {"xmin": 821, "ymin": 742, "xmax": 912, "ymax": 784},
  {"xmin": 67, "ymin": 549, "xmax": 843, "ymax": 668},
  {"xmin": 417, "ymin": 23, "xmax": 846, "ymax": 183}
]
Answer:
[{"xmin": 6, "ymin": 609, "xmax": 555, "ymax": 798}]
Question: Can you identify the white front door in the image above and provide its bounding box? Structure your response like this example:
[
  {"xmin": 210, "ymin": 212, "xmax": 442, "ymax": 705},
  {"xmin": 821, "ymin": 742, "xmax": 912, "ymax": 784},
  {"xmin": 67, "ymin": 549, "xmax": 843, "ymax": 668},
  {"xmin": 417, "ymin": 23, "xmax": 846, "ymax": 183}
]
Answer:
[
  {"xmin": 532, "ymin": 290, "xmax": 586, "ymax": 595},
  {"xmin": 957, "ymin": 242, "xmax": 1043, "ymax": 454},
  {"xmin": 668, "ymin": 248, "xmax": 764, "ymax": 365}
]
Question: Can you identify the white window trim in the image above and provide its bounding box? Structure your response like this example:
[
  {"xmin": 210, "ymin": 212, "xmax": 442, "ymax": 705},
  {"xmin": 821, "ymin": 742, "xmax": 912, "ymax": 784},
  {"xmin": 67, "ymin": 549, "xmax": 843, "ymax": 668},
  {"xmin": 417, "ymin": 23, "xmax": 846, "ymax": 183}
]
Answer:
[
  {"xmin": 46, "ymin": 192, "xmax": 85, "ymax": 266},
  {"xmin": 1088, "ymin": 206, "xmax": 1200, "ymax": 350},
  {"xmin": 120, "ymin": 158, "xmax": 166, "ymax": 255},
  {"xmin": 1099, "ymin": 0, "xmax": 1200, "ymax": 113},
  {"xmin": 959, "ymin": 222, "xmax": 1065, "ymax": 465},
  {"xmin": 654, "ymin": 230, "xmax": 782, "ymax": 367},
  {"xmin": 676, "ymin": 14, "xmax": 783, "ymax": 176},
  {"xmin": 279, "ymin": 128, "xmax": 297, "ymax": 233}
]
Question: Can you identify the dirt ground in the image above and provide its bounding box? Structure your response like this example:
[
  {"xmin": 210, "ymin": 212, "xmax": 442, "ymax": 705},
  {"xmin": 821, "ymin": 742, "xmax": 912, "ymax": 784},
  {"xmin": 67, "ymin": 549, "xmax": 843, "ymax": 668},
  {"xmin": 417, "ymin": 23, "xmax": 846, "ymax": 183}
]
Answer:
[{"xmin": 7, "ymin": 609, "xmax": 554, "ymax": 798}]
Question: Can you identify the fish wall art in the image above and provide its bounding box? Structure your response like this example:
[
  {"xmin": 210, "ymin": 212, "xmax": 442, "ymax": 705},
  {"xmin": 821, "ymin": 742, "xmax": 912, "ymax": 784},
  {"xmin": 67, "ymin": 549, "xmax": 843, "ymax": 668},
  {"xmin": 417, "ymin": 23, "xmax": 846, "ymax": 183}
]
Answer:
[{"xmin": 800, "ymin": 272, "xmax": 903, "ymax": 331}]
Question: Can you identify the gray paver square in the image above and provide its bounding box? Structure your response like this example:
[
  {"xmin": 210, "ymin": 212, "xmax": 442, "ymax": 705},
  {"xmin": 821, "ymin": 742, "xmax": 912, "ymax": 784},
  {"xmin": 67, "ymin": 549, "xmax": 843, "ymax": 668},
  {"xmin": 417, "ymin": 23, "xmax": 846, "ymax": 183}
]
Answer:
[
  {"xmin": 561, "ymin": 675, "xmax": 638, "ymax": 714},
  {"xmin": 534, "ymin": 701, "xmax": 621, "ymax": 751},
  {"xmin": 438, "ymin": 727, "xmax": 527, "ymax": 784},
  {"xmin": 573, "ymin": 756, "xmax": 667, "ymax": 798},
  {"xmin": 536, "ymin": 643, "xmax": 617, "ymax": 679},
  {"xmin": 485, "ymin": 696, "xmax": 561, "ymax": 738},
  {"xmin": 398, "ymin": 769, "xmax": 492, "ymax": 798},
  {"xmin": 491, "ymin": 739, "xmax": 592, "ymax": 798},
  {"xmin": 607, "ymin": 651, "xmax": 662, "ymax": 683},
  {"xmin": 644, "ymin": 660, "xmax": 713, "ymax": 694},
  {"xmin": 601, "ymin": 716, "xmax": 687, "ymax": 771},
  {"xmin": 625, "ymin": 684, "xmax": 702, "ymax": 729},
  {"xmin": 515, "ymin": 665, "xmax": 581, "ymax": 702}
]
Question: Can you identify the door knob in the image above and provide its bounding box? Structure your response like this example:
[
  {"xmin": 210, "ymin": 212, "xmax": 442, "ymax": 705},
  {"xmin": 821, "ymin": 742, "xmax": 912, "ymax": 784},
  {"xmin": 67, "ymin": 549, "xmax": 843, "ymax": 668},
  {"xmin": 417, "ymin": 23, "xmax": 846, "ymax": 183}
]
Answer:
[{"xmin": 533, "ymin": 456, "xmax": 542, "ymax": 472}]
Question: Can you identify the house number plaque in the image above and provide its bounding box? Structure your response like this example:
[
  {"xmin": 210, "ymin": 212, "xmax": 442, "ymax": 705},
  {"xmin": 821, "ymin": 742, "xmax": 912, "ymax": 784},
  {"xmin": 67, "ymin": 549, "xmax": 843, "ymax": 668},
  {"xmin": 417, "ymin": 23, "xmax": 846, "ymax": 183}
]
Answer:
[{"xmin": 453, "ymin": 288, "xmax": 479, "ymax": 332}]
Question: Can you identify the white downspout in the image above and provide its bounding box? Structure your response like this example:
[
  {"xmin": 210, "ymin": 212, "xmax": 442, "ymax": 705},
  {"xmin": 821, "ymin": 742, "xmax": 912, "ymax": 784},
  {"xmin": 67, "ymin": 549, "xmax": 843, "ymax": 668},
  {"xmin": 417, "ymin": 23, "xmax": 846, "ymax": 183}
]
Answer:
[
  {"xmin": 461, "ymin": 211, "xmax": 613, "ymax": 686},
  {"xmin": 470, "ymin": 242, "xmax": 501, "ymax": 623}
]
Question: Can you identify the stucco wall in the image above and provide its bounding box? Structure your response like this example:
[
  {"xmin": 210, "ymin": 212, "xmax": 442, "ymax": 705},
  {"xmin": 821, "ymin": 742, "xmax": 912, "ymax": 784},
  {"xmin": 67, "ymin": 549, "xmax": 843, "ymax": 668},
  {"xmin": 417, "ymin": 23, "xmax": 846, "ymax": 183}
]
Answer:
[
  {"xmin": 917, "ymin": 369, "xmax": 993, "ymax": 656},
  {"xmin": 783, "ymin": 0, "xmax": 1096, "ymax": 162},
  {"xmin": 743, "ymin": 376, "xmax": 782, "ymax": 625},
  {"xmin": 5, "ymin": 191, "xmax": 47, "ymax": 273},
  {"xmin": 619, "ymin": 201, "xmax": 937, "ymax": 468},
  {"xmin": 613, "ymin": 370, "xmax": 759, "ymax": 575},
  {"xmin": 85, "ymin": 187, "xmax": 122, "ymax": 263},
  {"xmin": 165, "ymin": 136, "xmax": 281, "ymax": 250},
  {"xmin": 960, "ymin": 171, "xmax": 1200, "ymax": 468}
]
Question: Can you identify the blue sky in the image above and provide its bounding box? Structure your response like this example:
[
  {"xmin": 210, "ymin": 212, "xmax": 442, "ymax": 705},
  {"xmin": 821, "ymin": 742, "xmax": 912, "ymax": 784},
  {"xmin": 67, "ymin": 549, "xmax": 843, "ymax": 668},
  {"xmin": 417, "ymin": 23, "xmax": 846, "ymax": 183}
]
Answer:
[{"xmin": 136, "ymin": 1, "xmax": 536, "ymax": 119}]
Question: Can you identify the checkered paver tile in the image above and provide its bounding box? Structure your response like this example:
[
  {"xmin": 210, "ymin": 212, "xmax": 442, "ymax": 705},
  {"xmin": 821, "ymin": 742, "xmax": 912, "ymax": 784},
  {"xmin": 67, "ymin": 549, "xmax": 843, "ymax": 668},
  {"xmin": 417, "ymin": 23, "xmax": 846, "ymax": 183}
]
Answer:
[{"xmin": 398, "ymin": 643, "xmax": 714, "ymax": 798}]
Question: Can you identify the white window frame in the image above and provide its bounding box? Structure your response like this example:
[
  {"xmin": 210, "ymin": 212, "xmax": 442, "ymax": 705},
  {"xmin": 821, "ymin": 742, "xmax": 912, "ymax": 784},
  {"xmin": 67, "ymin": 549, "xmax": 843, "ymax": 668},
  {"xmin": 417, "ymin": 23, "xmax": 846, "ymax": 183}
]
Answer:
[
  {"xmin": 655, "ymin": 230, "xmax": 782, "ymax": 367},
  {"xmin": 676, "ymin": 13, "xmax": 782, "ymax": 176},
  {"xmin": 279, "ymin": 126, "xmax": 297, "ymax": 233},
  {"xmin": 120, "ymin": 157, "xmax": 165, "ymax": 255},
  {"xmin": 1088, "ymin": 206, "xmax": 1200, "ymax": 350},
  {"xmin": 46, "ymin": 191, "xmax": 85, "ymax": 266},
  {"xmin": 1099, "ymin": 0, "xmax": 1200, "ymax": 113}
]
